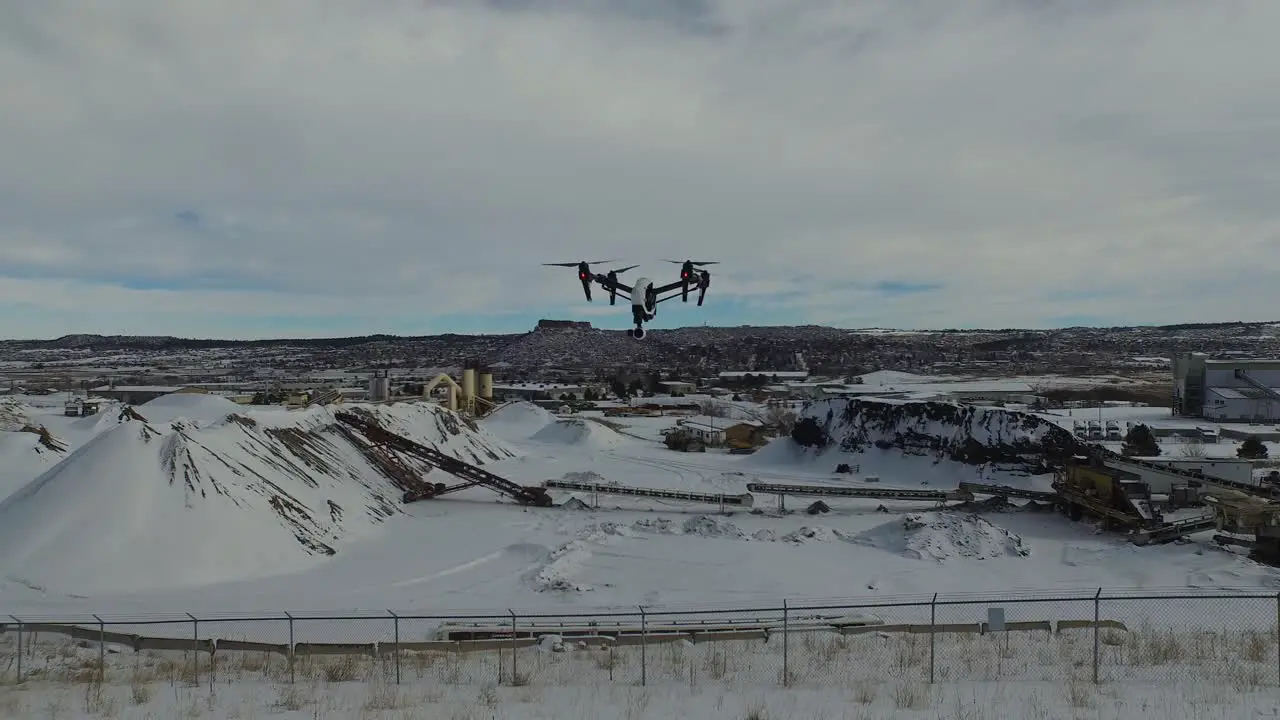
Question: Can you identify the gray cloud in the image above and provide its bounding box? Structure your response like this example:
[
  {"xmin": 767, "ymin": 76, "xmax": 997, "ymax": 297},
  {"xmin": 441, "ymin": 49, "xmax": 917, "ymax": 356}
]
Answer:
[{"xmin": 1, "ymin": 0, "xmax": 1279, "ymax": 336}]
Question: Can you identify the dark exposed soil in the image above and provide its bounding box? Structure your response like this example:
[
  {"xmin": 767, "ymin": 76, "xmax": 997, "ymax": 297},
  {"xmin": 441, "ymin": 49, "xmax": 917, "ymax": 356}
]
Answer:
[{"xmin": 798, "ymin": 399, "xmax": 1083, "ymax": 471}]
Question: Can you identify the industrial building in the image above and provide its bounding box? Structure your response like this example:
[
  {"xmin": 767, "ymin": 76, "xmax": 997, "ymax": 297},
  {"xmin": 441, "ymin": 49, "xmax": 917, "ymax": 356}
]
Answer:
[
  {"xmin": 490, "ymin": 382, "xmax": 591, "ymax": 401},
  {"xmin": 1173, "ymin": 353, "xmax": 1280, "ymax": 422}
]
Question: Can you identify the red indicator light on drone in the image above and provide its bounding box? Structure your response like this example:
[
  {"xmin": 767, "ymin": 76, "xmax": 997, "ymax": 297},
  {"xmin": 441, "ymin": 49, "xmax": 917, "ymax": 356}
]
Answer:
[
  {"xmin": 681, "ymin": 270, "xmax": 689, "ymax": 278},
  {"xmin": 579, "ymin": 272, "xmax": 588, "ymax": 280}
]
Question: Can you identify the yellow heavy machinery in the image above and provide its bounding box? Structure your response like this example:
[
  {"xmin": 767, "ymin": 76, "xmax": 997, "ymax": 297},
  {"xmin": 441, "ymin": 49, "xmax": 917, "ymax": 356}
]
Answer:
[
  {"xmin": 1205, "ymin": 489, "xmax": 1280, "ymax": 564},
  {"xmin": 1052, "ymin": 455, "xmax": 1163, "ymax": 530}
]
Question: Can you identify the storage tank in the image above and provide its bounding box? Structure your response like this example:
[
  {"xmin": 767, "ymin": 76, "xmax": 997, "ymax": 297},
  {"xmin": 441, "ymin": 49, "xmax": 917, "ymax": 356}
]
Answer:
[
  {"xmin": 479, "ymin": 372, "xmax": 493, "ymax": 401},
  {"xmin": 462, "ymin": 368, "xmax": 477, "ymax": 403},
  {"xmin": 369, "ymin": 369, "xmax": 391, "ymax": 402}
]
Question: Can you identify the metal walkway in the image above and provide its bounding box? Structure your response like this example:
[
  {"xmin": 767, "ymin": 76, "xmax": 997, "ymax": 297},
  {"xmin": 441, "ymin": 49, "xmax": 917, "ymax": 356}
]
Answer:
[
  {"xmin": 1099, "ymin": 453, "xmax": 1280, "ymax": 500},
  {"xmin": 1234, "ymin": 369, "xmax": 1280, "ymax": 402}
]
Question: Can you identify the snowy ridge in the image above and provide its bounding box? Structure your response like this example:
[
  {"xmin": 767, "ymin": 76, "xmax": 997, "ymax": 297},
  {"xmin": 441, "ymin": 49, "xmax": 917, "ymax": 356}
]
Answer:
[
  {"xmin": 0, "ymin": 399, "xmax": 515, "ymax": 594},
  {"xmin": 784, "ymin": 398, "xmax": 1078, "ymax": 466}
]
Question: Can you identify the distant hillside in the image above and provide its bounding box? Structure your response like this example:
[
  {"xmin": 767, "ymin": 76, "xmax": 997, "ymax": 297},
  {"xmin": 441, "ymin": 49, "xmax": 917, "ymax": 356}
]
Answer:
[
  {"xmin": 5, "ymin": 320, "xmax": 1278, "ymax": 348},
  {"xmin": 4, "ymin": 321, "xmax": 1280, "ymax": 379}
]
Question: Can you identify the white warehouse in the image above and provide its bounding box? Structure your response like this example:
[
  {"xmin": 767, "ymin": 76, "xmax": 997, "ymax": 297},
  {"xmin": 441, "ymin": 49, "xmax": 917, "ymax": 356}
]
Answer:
[{"xmin": 1173, "ymin": 353, "xmax": 1280, "ymax": 422}]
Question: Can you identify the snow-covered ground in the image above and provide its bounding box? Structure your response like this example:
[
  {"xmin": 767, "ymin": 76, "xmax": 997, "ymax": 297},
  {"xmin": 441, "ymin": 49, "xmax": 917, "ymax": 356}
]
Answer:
[
  {"xmin": 2, "ymin": 394, "xmax": 1279, "ymax": 717},
  {"xmin": 1, "ymin": 395, "xmax": 1277, "ymax": 613},
  {"xmin": 3, "ymin": 615, "xmax": 1277, "ymax": 718}
]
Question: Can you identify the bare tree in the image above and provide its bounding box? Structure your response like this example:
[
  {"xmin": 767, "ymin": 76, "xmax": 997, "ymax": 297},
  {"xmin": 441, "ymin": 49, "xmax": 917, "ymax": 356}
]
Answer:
[
  {"xmin": 1180, "ymin": 438, "xmax": 1207, "ymax": 458},
  {"xmin": 764, "ymin": 405, "xmax": 797, "ymax": 434},
  {"xmin": 698, "ymin": 400, "xmax": 730, "ymax": 418}
]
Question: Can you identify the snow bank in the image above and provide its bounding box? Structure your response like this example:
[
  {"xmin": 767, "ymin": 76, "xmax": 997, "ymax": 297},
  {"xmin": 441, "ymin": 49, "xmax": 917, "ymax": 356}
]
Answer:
[
  {"xmin": 531, "ymin": 418, "xmax": 624, "ymax": 449},
  {"xmin": 482, "ymin": 401, "xmax": 554, "ymax": 441},
  {"xmin": 681, "ymin": 515, "xmax": 745, "ymax": 538},
  {"xmin": 853, "ymin": 513, "xmax": 1030, "ymax": 562},
  {"xmin": 534, "ymin": 523, "xmax": 632, "ymax": 592},
  {"xmin": 0, "ymin": 401, "xmax": 515, "ymax": 594}
]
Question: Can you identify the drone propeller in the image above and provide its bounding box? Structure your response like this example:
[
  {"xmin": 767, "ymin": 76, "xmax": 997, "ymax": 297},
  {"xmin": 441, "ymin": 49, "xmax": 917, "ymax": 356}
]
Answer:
[
  {"xmin": 608, "ymin": 264, "xmax": 639, "ymax": 274},
  {"xmin": 662, "ymin": 259, "xmax": 719, "ymax": 266},
  {"xmin": 544, "ymin": 259, "xmax": 623, "ymax": 302},
  {"xmin": 542, "ymin": 259, "xmax": 620, "ymax": 267}
]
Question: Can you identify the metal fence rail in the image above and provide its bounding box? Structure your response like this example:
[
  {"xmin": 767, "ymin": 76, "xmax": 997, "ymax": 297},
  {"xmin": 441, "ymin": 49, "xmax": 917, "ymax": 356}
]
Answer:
[{"xmin": 3, "ymin": 587, "xmax": 1278, "ymax": 690}]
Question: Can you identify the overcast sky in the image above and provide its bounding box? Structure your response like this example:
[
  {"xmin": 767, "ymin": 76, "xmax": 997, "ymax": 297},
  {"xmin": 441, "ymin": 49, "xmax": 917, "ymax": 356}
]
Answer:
[{"xmin": 2, "ymin": 0, "xmax": 1278, "ymax": 339}]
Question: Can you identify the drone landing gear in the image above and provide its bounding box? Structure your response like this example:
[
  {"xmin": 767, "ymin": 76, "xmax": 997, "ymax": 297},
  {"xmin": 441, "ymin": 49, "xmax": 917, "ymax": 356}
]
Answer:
[{"xmin": 629, "ymin": 305, "xmax": 648, "ymax": 339}]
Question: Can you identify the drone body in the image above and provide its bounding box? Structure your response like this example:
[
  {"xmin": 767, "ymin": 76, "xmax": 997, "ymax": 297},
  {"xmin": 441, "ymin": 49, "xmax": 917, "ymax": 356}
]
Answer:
[{"xmin": 542, "ymin": 259, "xmax": 716, "ymax": 339}]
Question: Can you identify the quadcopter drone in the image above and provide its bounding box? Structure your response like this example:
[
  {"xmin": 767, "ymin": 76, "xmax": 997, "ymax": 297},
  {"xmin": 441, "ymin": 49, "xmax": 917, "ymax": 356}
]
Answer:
[{"xmin": 542, "ymin": 258, "xmax": 715, "ymax": 339}]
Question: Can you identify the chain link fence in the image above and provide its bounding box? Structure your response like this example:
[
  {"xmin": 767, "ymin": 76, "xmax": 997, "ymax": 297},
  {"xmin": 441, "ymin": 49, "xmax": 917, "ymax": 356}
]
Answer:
[{"xmin": 2, "ymin": 589, "xmax": 1278, "ymax": 695}]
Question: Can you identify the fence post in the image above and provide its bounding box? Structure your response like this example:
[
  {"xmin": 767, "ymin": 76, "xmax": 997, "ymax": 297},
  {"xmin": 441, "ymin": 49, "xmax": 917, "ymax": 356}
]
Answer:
[
  {"xmin": 389, "ymin": 610, "xmax": 401, "ymax": 684},
  {"xmin": 929, "ymin": 593, "xmax": 937, "ymax": 684},
  {"xmin": 782, "ymin": 600, "xmax": 789, "ymax": 687},
  {"xmin": 92, "ymin": 614, "xmax": 105, "ymax": 682},
  {"xmin": 187, "ymin": 613, "xmax": 199, "ymax": 685},
  {"xmin": 10, "ymin": 615, "xmax": 21, "ymax": 682},
  {"xmin": 1092, "ymin": 588, "xmax": 1101, "ymax": 685},
  {"xmin": 285, "ymin": 611, "xmax": 295, "ymax": 684},
  {"xmin": 639, "ymin": 605, "xmax": 647, "ymax": 687},
  {"xmin": 1275, "ymin": 593, "xmax": 1279, "ymax": 686},
  {"xmin": 509, "ymin": 610, "xmax": 518, "ymax": 685}
]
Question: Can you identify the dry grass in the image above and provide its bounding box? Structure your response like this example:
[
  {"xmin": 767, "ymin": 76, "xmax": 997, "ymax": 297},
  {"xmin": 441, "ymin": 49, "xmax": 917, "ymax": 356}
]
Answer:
[{"xmin": 0, "ymin": 624, "xmax": 1277, "ymax": 717}]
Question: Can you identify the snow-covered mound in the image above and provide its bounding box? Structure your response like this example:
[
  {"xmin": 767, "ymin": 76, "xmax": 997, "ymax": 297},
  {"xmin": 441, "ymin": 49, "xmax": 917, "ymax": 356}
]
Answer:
[
  {"xmin": 530, "ymin": 417, "xmax": 624, "ymax": 449},
  {"xmin": 482, "ymin": 401, "xmax": 554, "ymax": 441},
  {"xmin": 137, "ymin": 393, "xmax": 243, "ymax": 424},
  {"xmin": 0, "ymin": 401, "xmax": 515, "ymax": 594},
  {"xmin": 765, "ymin": 398, "xmax": 1078, "ymax": 468},
  {"xmin": 853, "ymin": 512, "xmax": 1030, "ymax": 562}
]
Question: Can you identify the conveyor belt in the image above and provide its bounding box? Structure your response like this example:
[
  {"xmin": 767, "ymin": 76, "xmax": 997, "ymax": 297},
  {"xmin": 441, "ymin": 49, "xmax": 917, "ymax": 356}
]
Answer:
[
  {"xmin": 335, "ymin": 411, "xmax": 552, "ymax": 506},
  {"xmin": 544, "ymin": 480, "xmax": 753, "ymax": 507},
  {"xmin": 958, "ymin": 482, "xmax": 1057, "ymax": 502},
  {"xmin": 1131, "ymin": 514, "xmax": 1217, "ymax": 545},
  {"xmin": 745, "ymin": 482, "xmax": 966, "ymax": 502}
]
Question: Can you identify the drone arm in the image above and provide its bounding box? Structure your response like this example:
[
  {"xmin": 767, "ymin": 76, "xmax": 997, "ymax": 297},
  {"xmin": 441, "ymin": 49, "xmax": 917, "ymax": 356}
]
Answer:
[
  {"xmin": 656, "ymin": 274, "xmax": 706, "ymax": 301},
  {"xmin": 595, "ymin": 274, "xmax": 632, "ymax": 299},
  {"xmin": 655, "ymin": 287, "xmax": 697, "ymax": 304}
]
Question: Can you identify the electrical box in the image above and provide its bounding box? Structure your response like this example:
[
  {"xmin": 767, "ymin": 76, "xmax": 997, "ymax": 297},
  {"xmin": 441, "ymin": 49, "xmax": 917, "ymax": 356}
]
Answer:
[{"xmin": 987, "ymin": 607, "xmax": 1005, "ymax": 632}]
